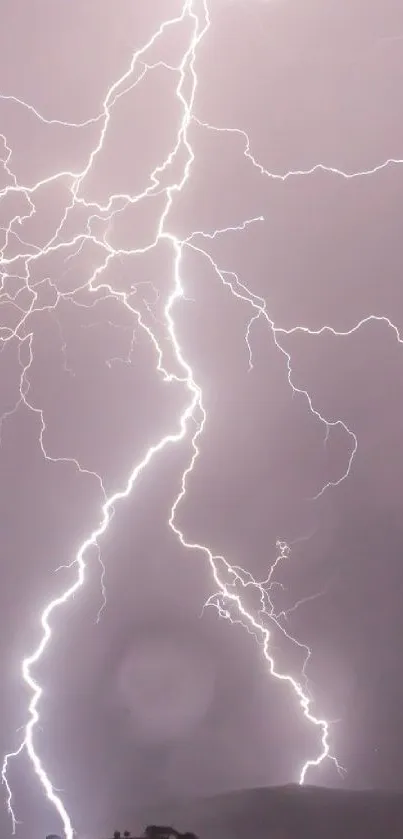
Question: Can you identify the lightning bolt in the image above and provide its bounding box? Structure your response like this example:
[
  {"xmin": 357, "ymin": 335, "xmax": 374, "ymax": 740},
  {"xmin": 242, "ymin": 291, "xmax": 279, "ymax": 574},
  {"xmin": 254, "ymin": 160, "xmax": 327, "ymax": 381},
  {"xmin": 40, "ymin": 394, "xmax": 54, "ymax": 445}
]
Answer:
[{"xmin": 1, "ymin": 2, "xmax": 402, "ymax": 837}]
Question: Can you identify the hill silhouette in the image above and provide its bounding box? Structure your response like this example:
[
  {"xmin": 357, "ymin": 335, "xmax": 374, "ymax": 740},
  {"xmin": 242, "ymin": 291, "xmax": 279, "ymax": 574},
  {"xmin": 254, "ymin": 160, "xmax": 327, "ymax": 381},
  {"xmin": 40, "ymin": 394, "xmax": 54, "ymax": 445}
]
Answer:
[{"xmin": 133, "ymin": 783, "xmax": 403, "ymax": 839}]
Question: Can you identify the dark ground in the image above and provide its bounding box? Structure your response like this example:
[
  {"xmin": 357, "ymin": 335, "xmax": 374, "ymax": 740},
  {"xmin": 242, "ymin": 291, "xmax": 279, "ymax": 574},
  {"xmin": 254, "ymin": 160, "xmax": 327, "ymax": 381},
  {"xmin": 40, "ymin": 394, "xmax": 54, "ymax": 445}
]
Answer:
[{"xmin": 124, "ymin": 784, "xmax": 403, "ymax": 839}]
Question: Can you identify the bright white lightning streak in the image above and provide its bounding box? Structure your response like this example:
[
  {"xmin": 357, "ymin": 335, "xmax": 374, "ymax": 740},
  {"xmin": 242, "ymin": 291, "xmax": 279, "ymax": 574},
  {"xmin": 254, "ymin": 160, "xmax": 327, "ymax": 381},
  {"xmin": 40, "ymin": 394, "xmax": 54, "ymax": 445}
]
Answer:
[{"xmin": 1, "ymin": 2, "xmax": 403, "ymax": 837}]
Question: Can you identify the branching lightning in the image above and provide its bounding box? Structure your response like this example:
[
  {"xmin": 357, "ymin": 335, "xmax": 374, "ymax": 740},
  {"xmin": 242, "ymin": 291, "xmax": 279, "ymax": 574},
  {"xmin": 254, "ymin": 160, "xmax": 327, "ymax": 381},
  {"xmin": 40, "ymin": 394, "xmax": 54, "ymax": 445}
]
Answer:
[{"xmin": 1, "ymin": 2, "xmax": 402, "ymax": 837}]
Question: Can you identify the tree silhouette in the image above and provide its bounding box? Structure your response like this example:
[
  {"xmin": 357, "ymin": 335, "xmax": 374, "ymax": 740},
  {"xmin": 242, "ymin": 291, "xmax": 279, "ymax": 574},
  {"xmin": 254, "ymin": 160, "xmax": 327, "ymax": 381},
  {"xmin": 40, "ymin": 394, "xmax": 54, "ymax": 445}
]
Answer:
[
  {"xmin": 45, "ymin": 824, "xmax": 198, "ymax": 838},
  {"xmin": 143, "ymin": 828, "xmax": 198, "ymax": 839}
]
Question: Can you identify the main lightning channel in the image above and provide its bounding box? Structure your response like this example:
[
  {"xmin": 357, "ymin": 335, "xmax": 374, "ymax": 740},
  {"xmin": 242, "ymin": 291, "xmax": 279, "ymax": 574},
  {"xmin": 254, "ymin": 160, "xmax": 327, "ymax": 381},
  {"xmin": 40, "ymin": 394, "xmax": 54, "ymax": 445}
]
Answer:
[{"xmin": 2, "ymin": 2, "xmax": 403, "ymax": 838}]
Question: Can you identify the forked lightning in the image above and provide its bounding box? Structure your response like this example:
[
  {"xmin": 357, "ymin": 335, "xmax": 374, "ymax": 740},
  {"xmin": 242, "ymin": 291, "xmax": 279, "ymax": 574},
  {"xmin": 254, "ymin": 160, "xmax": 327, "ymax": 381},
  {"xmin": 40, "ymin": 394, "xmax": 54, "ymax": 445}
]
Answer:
[{"xmin": 1, "ymin": 2, "xmax": 402, "ymax": 837}]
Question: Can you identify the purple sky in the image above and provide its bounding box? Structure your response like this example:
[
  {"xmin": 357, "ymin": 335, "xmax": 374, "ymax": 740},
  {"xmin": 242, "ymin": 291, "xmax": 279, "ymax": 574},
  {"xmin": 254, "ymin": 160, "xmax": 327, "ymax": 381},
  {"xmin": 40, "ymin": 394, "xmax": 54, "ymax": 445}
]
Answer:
[{"xmin": 1, "ymin": 1, "xmax": 403, "ymax": 837}]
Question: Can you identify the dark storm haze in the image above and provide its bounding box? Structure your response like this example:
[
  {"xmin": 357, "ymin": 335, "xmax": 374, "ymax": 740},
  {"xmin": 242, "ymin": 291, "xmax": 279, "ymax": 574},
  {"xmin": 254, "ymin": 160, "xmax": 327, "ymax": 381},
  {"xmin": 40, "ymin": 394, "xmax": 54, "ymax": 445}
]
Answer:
[{"xmin": 1, "ymin": 1, "xmax": 403, "ymax": 837}]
